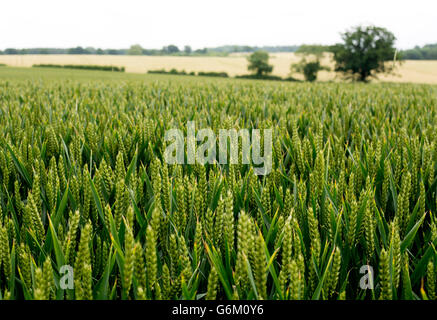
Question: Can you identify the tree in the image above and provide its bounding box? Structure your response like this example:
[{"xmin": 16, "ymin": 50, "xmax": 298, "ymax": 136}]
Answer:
[
  {"xmin": 163, "ymin": 45, "xmax": 179, "ymax": 54},
  {"xmin": 332, "ymin": 25, "xmax": 398, "ymax": 82},
  {"xmin": 292, "ymin": 60, "xmax": 330, "ymax": 82},
  {"xmin": 296, "ymin": 45, "xmax": 329, "ymax": 57},
  {"xmin": 247, "ymin": 51, "xmax": 273, "ymax": 76},
  {"xmin": 108, "ymin": 49, "xmax": 123, "ymax": 55},
  {"xmin": 67, "ymin": 46, "xmax": 89, "ymax": 54},
  {"xmin": 291, "ymin": 45, "xmax": 330, "ymax": 81},
  {"xmin": 184, "ymin": 45, "xmax": 192, "ymax": 55},
  {"xmin": 85, "ymin": 47, "xmax": 96, "ymax": 54},
  {"xmin": 4, "ymin": 48, "xmax": 19, "ymax": 54},
  {"xmin": 128, "ymin": 44, "xmax": 143, "ymax": 55},
  {"xmin": 194, "ymin": 48, "xmax": 207, "ymax": 54}
]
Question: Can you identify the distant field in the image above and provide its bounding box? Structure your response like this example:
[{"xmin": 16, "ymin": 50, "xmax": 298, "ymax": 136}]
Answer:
[{"xmin": 1, "ymin": 53, "xmax": 437, "ymax": 83}]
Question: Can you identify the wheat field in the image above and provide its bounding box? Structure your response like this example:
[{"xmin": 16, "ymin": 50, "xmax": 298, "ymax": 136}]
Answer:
[
  {"xmin": 1, "ymin": 53, "xmax": 437, "ymax": 84},
  {"xmin": 0, "ymin": 68, "xmax": 436, "ymax": 300}
]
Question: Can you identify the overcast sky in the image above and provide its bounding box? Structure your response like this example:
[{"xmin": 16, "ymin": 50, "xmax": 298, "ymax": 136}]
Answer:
[{"xmin": 1, "ymin": 0, "xmax": 436, "ymax": 50}]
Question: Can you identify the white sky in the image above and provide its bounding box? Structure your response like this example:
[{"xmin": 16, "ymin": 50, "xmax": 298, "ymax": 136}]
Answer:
[{"xmin": 1, "ymin": 0, "xmax": 436, "ymax": 50}]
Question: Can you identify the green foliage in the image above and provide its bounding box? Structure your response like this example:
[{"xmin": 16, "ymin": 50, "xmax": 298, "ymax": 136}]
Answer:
[
  {"xmin": 162, "ymin": 45, "xmax": 180, "ymax": 54},
  {"xmin": 147, "ymin": 70, "xmax": 229, "ymax": 78},
  {"xmin": 127, "ymin": 44, "xmax": 144, "ymax": 56},
  {"xmin": 291, "ymin": 60, "xmax": 330, "ymax": 82},
  {"xmin": 295, "ymin": 45, "xmax": 329, "ymax": 58},
  {"xmin": 197, "ymin": 71, "xmax": 229, "ymax": 78},
  {"xmin": 184, "ymin": 46, "xmax": 192, "ymax": 55},
  {"xmin": 33, "ymin": 64, "xmax": 125, "ymax": 72},
  {"xmin": 235, "ymin": 74, "xmax": 285, "ymax": 81},
  {"xmin": 402, "ymin": 43, "xmax": 437, "ymax": 60},
  {"xmin": 332, "ymin": 25, "xmax": 399, "ymax": 81},
  {"xmin": 291, "ymin": 45, "xmax": 330, "ymax": 82},
  {"xmin": 247, "ymin": 51, "xmax": 273, "ymax": 76}
]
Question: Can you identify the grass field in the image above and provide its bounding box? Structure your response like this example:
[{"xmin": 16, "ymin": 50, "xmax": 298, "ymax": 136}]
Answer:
[
  {"xmin": 1, "ymin": 53, "xmax": 437, "ymax": 84},
  {"xmin": 0, "ymin": 67, "xmax": 436, "ymax": 300}
]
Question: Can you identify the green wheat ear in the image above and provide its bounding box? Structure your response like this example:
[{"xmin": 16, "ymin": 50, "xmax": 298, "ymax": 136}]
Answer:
[
  {"xmin": 364, "ymin": 196, "xmax": 376, "ymax": 260},
  {"xmin": 17, "ymin": 243, "xmax": 32, "ymax": 288},
  {"xmin": 74, "ymin": 223, "xmax": 92, "ymax": 300},
  {"xmin": 146, "ymin": 225, "xmax": 158, "ymax": 295},
  {"xmin": 42, "ymin": 257, "xmax": 54, "ymax": 299},
  {"xmin": 33, "ymin": 268, "xmax": 46, "ymax": 300},
  {"xmin": 254, "ymin": 232, "xmax": 267, "ymax": 300},
  {"xmin": 235, "ymin": 211, "xmax": 250, "ymax": 291},
  {"xmin": 326, "ymin": 247, "xmax": 341, "ymax": 298},
  {"xmin": 0, "ymin": 223, "xmax": 11, "ymax": 282},
  {"xmin": 123, "ymin": 226, "xmax": 135, "ymax": 295},
  {"xmin": 379, "ymin": 249, "xmax": 392, "ymax": 300},
  {"xmin": 206, "ymin": 265, "xmax": 218, "ymax": 300},
  {"xmin": 426, "ymin": 260, "xmax": 436, "ymax": 300},
  {"xmin": 390, "ymin": 221, "xmax": 401, "ymax": 289},
  {"xmin": 289, "ymin": 259, "xmax": 304, "ymax": 300}
]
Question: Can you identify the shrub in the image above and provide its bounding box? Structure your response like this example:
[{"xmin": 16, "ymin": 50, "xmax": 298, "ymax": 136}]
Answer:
[
  {"xmin": 197, "ymin": 71, "xmax": 229, "ymax": 78},
  {"xmin": 235, "ymin": 74, "xmax": 282, "ymax": 81},
  {"xmin": 148, "ymin": 69, "xmax": 193, "ymax": 76}
]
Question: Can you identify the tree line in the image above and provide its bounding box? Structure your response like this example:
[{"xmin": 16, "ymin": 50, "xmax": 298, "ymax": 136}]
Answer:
[
  {"xmin": 401, "ymin": 44, "xmax": 437, "ymax": 60},
  {"xmin": 0, "ymin": 46, "xmax": 208, "ymax": 56},
  {"xmin": 1, "ymin": 40, "xmax": 434, "ymax": 62},
  {"xmin": 0, "ymin": 45, "xmax": 299, "ymax": 56}
]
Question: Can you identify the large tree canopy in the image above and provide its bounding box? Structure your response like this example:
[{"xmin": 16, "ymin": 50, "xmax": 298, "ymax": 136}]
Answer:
[
  {"xmin": 247, "ymin": 51, "xmax": 273, "ymax": 76},
  {"xmin": 332, "ymin": 26, "xmax": 398, "ymax": 82}
]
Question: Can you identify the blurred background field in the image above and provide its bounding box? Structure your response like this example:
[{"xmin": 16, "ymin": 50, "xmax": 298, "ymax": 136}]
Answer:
[{"xmin": 1, "ymin": 53, "xmax": 437, "ymax": 84}]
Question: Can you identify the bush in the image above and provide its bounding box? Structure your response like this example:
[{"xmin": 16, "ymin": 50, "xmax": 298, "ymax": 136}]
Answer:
[
  {"xmin": 291, "ymin": 60, "xmax": 330, "ymax": 82},
  {"xmin": 148, "ymin": 69, "xmax": 193, "ymax": 76},
  {"xmin": 283, "ymin": 76, "xmax": 300, "ymax": 82},
  {"xmin": 197, "ymin": 71, "xmax": 229, "ymax": 78},
  {"xmin": 235, "ymin": 74, "xmax": 283, "ymax": 81},
  {"xmin": 147, "ymin": 69, "xmax": 168, "ymax": 74}
]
